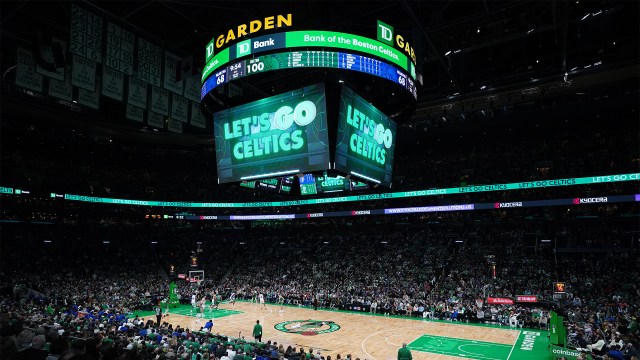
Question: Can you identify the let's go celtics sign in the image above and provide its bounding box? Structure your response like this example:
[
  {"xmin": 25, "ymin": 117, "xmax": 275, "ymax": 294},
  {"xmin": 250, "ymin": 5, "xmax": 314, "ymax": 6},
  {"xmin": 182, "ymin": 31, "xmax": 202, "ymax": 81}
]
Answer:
[{"xmin": 274, "ymin": 320, "xmax": 340, "ymax": 336}]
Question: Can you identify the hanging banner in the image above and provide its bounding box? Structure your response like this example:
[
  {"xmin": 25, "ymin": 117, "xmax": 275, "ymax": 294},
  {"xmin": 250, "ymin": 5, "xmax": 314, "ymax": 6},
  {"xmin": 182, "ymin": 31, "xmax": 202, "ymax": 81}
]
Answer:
[
  {"xmin": 171, "ymin": 94, "xmax": 188, "ymax": 122},
  {"xmin": 151, "ymin": 86, "xmax": 169, "ymax": 115},
  {"xmin": 78, "ymin": 77, "xmax": 100, "ymax": 109},
  {"xmin": 163, "ymin": 51, "xmax": 183, "ymax": 94},
  {"xmin": 127, "ymin": 77, "xmax": 147, "ymax": 108},
  {"xmin": 48, "ymin": 67, "xmax": 73, "ymax": 101},
  {"xmin": 101, "ymin": 67, "xmax": 124, "ymax": 101},
  {"xmin": 126, "ymin": 104, "xmax": 144, "ymax": 122},
  {"xmin": 35, "ymin": 38, "xmax": 66, "ymax": 80},
  {"xmin": 189, "ymin": 101, "xmax": 206, "ymax": 128},
  {"xmin": 136, "ymin": 38, "xmax": 162, "ymax": 86},
  {"xmin": 15, "ymin": 47, "xmax": 43, "ymax": 92},
  {"xmin": 168, "ymin": 118, "xmax": 183, "ymax": 133},
  {"xmin": 183, "ymin": 75, "xmax": 201, "ymax": 102},
  {"xmin": 71, "ymin": 54, "xmax": 97, "ymax": 90},
  {"xmin": 148, "ymin": 111, "xmax": 165, "ymax": 128}
]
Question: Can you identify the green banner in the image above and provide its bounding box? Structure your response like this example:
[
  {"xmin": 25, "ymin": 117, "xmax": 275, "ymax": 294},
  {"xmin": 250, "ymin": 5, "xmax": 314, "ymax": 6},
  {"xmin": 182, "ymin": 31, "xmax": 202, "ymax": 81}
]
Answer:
[
  {"xmin": 202, "ymin": 30, "xmax": 411, "ymax": 82},
  {"xmin": 59, "ymin": 172, "xmax": 640, "ymax": 208}
]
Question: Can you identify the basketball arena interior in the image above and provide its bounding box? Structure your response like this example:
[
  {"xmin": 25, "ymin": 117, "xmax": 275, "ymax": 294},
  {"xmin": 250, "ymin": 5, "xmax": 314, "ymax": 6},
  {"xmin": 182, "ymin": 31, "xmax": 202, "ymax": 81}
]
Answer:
[{"xmin": 1, "ymin": 1, "xmax": 639, "ymax": 360}]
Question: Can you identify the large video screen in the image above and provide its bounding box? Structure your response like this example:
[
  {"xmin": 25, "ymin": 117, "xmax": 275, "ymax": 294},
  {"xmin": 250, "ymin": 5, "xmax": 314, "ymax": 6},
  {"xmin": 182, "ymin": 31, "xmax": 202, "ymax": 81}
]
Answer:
[
  {"xmin": 334, "ymin": 86, "xmax": 397, "ymax": 187},
  {"xmin": 214, "ymin": 83, "xmax": 330, "ymax": 184}
]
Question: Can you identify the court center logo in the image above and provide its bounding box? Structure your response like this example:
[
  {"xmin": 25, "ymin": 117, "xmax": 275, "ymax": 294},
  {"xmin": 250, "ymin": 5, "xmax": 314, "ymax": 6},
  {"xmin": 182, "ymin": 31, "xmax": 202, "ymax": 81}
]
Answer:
[{"xmin": 274, "ymin": 320, "xmax": 340, "ymax": 336}]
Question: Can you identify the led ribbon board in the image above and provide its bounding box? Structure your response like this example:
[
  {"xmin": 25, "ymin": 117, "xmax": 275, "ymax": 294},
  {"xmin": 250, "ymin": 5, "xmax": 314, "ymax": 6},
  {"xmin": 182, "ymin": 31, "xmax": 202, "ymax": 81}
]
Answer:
[
  {"xmin": 213, "ymin": 83, "xmax": 330, "ymax": 184},
  {"xmin": 335, "ymin": 86, "xmax": 397, "ymax": 187},
  {"xmin": 59, "ymin": 173, "xmax": 640, "ymax": 207},
  {"xmin": 182, "ymin": 194, "xmax": 636, "ymax": 220},
  {"xmin": 202, "ymin": 30, "xmax": 413, "ymax": 83},
  {"xmin": 201, "ymin": 50, "xmax": 416, "ymax": 100}
]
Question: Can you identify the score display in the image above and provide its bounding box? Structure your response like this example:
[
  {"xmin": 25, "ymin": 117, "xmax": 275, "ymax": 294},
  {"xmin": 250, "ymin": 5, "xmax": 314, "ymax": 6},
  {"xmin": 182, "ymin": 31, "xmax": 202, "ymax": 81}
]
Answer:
[
  {"xmin": 335, "ymin": 86, "xmax": 397, "ymax": 187},
  {"xmin": 213, "ymin": 83, "xmax": 330, "ymax": 184},
  {"xmin": 201, "ymin": 50, "xmax": 416, "ymax": 100},
  {"xmin": 202, "ymin": 30, "xmax": 413, "ymax": 83},
  {"xmin": 240, "ymin": 176, "xmax": 293, "ymax": 194}
]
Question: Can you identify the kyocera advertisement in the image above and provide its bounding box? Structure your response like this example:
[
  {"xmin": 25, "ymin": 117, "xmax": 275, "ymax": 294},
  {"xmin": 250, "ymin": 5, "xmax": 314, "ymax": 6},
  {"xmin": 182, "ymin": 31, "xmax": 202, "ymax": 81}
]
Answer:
[
  {"xmin": 334, "ymin": 86, "xmax": 397, "ymax": 187},
  {"xmin": 213, "ymin": 83, "xmax": 330, "ymax": 184}
]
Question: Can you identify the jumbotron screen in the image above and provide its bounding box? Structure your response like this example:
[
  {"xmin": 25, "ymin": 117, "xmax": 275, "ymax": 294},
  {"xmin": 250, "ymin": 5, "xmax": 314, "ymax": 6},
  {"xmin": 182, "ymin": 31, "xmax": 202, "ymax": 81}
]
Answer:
[
  {"xmin": 334, "ymin": 86, "xmax": 397, "ymax": 187},
  {"xmin": 214, "ymin": 83, "xmax": 330, "ymax": 184}
]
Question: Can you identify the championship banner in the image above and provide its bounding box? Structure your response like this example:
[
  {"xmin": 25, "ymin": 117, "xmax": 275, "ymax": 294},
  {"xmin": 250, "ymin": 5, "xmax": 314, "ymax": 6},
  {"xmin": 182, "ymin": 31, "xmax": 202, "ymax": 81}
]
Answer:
[
  {"xmin": 48, "ymin": 67, "xmax": 73, "ymax": 101},
  {"xmin": 101, "ymin": 67, "xmax": 124, "ymax": 101},
  {"xmin": 15, "ymin": 47, "xmax": 43, "ymax": 92},
  {"xmin": 190, "ymin": 102, "xmax": 206, "ymax": 128},
  {"xmin": 163, "ymin": 51, "xmax": 183, "ymax": 94},
  {"xmin": 78, "ymin": 77, "xmax": 100, "ymax": 109},
  {"xmin": 126, "ymin": 104, "xmax": 144, "ymax": 122},
  {"xmin": 183, "ymin": 76, "xmax": 201, "ymax": 102},
  {"xmin": 147, "ymin": 111, "xmax": 165, "ymax": 128},
  {"xmin": 168, "ymin": 118, "xmax": 183, "ymax": 133},
  {"xmin": 171, "ymin": 94, "xmax": 188, "ymax": 122},
  {"xmin": 151, "ymin": 86, "xmax": 169, "ymax": 115},
  {"xmin": 487, "ymin": 297, "xmax": 514, "ymax": 305},
  {"xmin": 127, "ymin": 77, "xmax": 148, "ymax": 108},
  {"xmin": 516, "ymin": 295, "xmax": 538, "ymax": 303},
  {"xmin": 71, "ymin": 54, "xmax": 97, "ymax": 90},
  {"xmin": 35, "ymin": 38, "xmax": 66, "ymax": 81}
]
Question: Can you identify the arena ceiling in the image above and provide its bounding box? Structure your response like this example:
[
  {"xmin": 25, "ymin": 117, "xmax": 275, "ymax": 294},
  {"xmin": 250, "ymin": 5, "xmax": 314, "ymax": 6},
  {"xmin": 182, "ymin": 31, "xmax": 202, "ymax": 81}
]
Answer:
[{"xmin": 1, "ymin": 0, "xmax": 638, "ymax": 137}]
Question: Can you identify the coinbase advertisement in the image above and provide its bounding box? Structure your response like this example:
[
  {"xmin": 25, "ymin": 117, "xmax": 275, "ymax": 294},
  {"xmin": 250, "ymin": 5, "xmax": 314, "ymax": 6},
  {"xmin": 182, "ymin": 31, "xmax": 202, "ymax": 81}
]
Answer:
[
  {"xmin": 334, "ymin": 86, "xmax": 396, "ymax": 187},
  {"xmin": 214, "ymin": 83, "xmax": 330, "ymax": 184}
]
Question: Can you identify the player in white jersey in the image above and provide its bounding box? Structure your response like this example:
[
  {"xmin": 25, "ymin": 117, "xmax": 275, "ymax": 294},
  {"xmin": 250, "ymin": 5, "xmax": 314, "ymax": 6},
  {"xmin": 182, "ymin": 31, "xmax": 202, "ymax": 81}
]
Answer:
[
  {"xmin": 259, "ymin": 293, "xmax": 266, "ymax": 309},
  {"xmin": 278, "ymin": 293, "xmax": 285, "ymax": 313},
  {"xmin": 230, "ymin": 292, "xmax": 236, "ymax": 309},
  {"xmin": 199, "ymin": 297, "xmax": 207, "ymax": 317},
  {"xmin": 190, "ymin": 294, "xmax": 197, "ymax": 315}
]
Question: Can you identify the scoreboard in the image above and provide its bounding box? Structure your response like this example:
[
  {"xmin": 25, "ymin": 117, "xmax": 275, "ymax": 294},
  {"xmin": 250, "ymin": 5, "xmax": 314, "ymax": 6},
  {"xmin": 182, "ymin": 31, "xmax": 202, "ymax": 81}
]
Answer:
[
  {"xmin": 213, "ymin": 83, "xmax": 330, "ymax": 184},
  {"xmin": 202, "ymin": 50, "xmax": 416, "ymax": 100}
]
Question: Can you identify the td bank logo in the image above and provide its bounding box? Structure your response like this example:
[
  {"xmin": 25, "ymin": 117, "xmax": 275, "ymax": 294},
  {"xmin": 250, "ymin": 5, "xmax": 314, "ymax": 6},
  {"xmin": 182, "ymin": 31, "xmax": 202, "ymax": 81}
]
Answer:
[
  {"xmin": 274, "ymin": 320, "xmax": 340, "ymax": 336},
  {"xmin": 377, "ymin": 20, "xmax": 394, "ymax": 46},
  {"xmin": 237, "ymin": 39, "xmax": 251, "ymax": 57}
]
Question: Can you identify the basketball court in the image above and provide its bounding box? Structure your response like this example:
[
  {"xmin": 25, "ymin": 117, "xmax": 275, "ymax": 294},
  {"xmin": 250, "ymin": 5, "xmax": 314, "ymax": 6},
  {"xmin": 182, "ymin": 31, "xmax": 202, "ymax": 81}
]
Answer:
[{"xmin": 134, "ymin": 301, "xmax": 549, "ymax": 360}]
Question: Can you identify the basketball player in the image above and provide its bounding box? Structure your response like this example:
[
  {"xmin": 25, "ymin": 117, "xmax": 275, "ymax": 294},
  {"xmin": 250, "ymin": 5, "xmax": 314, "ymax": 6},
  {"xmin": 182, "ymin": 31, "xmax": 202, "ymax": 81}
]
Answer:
[
  {"xmin": 230, "ymin": 292, "xmax": 236, "ymax": 309},
  {"xmin": 199, "ymin": 297, "xmax": 207, "ymax": 317},
  {"xmin": 259, "ymin": 293, "xmax": 266, "ymax": 310},
  {"xmin": 278, "ymin": 293, "xmax": 285, "ymax": 313},
  {"xmin": 190, "ymin": 294, "xmax": 197, "ymax": 315},
  {"xmin": 210, "ymin": 291, "xmax": 218, "ymax": 310}
]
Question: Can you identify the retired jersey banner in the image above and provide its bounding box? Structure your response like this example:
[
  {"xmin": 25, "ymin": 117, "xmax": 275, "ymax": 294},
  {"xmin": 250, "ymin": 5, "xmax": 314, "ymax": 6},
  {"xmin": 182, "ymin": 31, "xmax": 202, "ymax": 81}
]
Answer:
[
  {"xmin": 101, "ymin": 67, "xmax": 124, "ymax": 100},
  {"xmin": 151, "ymin": 86, "xmax": 169, "ymax": 115},
  {"xmin": 15, "ymin": 47, "xmax": 43, "ymax": 92},
  {"xmin": 487, "ymin": 297, "xmax": 514, "ymax": 305},
  {"xmin": 71, "ymin": 54, "xmax": 97, "ymax": 90},
  {"xmin": 127, "ymin": 77, "xmax": 147, "ymax": 108},
  {"xmin": 126, "ymin": 104, "xmax": 144, "ymax": 122},
  {"xmin": 163, "ymin": 51, "xmax": 183, "ymax": 94},
  {"xmin": 48, "ymin": 67, "xmax": 73, "ymax": 101},
  {"xmin": 171, "ymin": 94, "xmax": 188, "ymax": 122}
]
